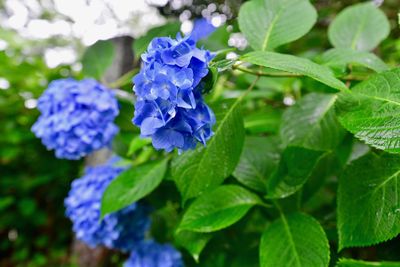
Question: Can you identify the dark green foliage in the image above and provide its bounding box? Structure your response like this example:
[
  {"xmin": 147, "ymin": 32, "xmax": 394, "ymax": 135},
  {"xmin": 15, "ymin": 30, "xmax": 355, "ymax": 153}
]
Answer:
[
  {"xmin": 171, "ymin": 99, "xmax": 245, "ymax": 202},
  {"xmin": 0, "ymin": 50, "xmax": 79, "ymax": 266},
  {"xmin": 101, "ymin": 159, "xmax": 168, "ymax": 217},
  {"xmin": 260, "ymin": 212, "xmax": 330, "ymax": 267},
  {"xmin": 338, "ymin": 153, "xmax": 400, "ymax": 249},
  {"xmin": 4, "ymin": 0, "xmax": 400, "ymax": 266}
]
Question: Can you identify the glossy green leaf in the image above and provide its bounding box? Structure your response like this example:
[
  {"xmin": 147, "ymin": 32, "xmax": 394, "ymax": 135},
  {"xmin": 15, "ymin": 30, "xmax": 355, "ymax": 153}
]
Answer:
[
  {"xmin": 233, "ymin": 136, "xmax": 281, "ymax": 193},
  {"xmin": 201, "ymin": 67, "xmax": 218, "ymax": 94},
  {"xmin": 172, "ymin": 99, "xmax": 245, "ymax": 202},
  {"xmin": 280, "ymin": 93, "xmax": 345, "ymax": 151},
  {"xmin": 101, "ymin": 159, "xmax": 168, "ymax": 217},
  {"xmin": 321, "ymin": 48, "xmax": 389, "ymax": 73},
  {"xmin": 178, "ymin": 185, "xmax": 261, "ymax": 232},
  {"xmin": 82, "ymin": 40, "xmax": 115, "ymax": 79},
  {"xmin": 337, "ymin": 259, "xmax": 400, "ymax": 267},
  {"xmin": 260, "ymin": 212, "xmax": 330, "ymax": 267},
  {"xmin": 241, "ymin": 51, "xmax": 348, "ymax": 91},
  {"xmin": 301, "ymin": 152, "xmax": 336, "ymax": 204},
  {"xmin": 336, "ymin": 68, "xmax": 400, "ymax": 153},
  {"xmin": 328, "ymin": 3, "xmax": 390, "ymax": 51},
  {"xmin": 238, "ymin": 0, "xmax": 317, "ymax": 51},
  {"xmin": 244, "ymin": 108, "xmax": 282, "ymax": 134},
  {"xmin": 127, "ymin": 137, "xmax": 151, "ymax": 156},
  {"xmin": 267, "ymin": 147, "xmax": 325, "ymax": 199},
  {"xmin": 133, "ymin": 22, "xmax": 181, "ymax": 56},
  {"xmin": 174, "ymin": 230, "xmax": 212, "ymax": 262},
  {"xmin": 338, "ymin": 153, "xmax": 400, "ymax": 249}
]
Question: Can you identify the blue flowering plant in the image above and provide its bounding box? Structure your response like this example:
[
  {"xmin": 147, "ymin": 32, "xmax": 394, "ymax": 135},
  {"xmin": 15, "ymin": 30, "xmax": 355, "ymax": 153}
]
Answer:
[
  {"xmin": 64, "ymin": 158, "xmax": 151, "ymax": 251},
  {"xmin": 132, "ymin": 34, "xmax": 216, "ymax": 152},
  {"xmin": 124, "ymin": 240, "xmax": 184, "ymax": 267},
  {"xmin": 30, "ymin": 1, "xmax": 400, "ymax": 266},
  {"xmin": 32, "ymin": 78, "xmax": 119, "ymax": 160},
  {"xmin": 64, "ymin": 157, "xmax": 185, "ymax": 265}
]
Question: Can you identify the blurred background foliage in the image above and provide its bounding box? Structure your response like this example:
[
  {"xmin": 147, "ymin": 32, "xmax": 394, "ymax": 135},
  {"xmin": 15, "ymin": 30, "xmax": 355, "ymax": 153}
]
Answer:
[
  {"xmin": 0, "ymin": 0, "xmax": 399, "ymax": 266},
  {"xmin": 0, "ymin": 48, "xmax": 80, "ymax": 266}
]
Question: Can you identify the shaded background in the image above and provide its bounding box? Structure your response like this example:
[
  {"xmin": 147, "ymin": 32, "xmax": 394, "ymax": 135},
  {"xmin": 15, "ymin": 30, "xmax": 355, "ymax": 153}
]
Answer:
[{"xmin": 1, "ymin": 0, "xmax": 400, "ymax": 266}]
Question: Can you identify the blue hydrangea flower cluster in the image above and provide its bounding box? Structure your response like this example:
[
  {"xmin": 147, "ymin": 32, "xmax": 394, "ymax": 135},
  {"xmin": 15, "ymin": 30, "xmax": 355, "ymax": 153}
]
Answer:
[
  {"xmin": 190, "ymin": 18, "xmax": 216, "ymax": 42},
  {"xmin": 64, "ymin": 159, "xmax": 151, "ymax": 251},
  {"xmin": 132, "ymin": 34, "xmax": 216, "ymax": 152},
  {"xmin": 124, "ymin": 240, "xmax": 184, "ymax": 267},
  {"xmin": 32, "ymin": 78, "xmax": 119, "ymax": 160}
]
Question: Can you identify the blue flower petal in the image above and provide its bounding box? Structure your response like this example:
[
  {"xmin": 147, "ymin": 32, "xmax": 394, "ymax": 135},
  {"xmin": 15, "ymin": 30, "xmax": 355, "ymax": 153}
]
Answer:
[
  {"xmin": 189, "ymin": 18, "xmax": 216, "ymax": 42},
  {"xmin": 124, "ymin": 240, "xmax": 184, "ymax": 267},
  {"xmin": 152, "ymin": 128, "xmax": 185, "ymax": 151},
  {"xmin": 141, "ymin": 117, "xmax": 165, "ymax": 136}
]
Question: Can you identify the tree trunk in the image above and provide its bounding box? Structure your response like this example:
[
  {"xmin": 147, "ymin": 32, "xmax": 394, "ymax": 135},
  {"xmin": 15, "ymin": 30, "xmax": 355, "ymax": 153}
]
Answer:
[{"xmin": 71, "ymin": 36, "xmax": 134, "ymax": 267}]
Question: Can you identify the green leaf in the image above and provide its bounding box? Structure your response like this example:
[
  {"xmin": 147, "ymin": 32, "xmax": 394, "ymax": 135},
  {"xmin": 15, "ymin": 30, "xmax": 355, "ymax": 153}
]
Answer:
[
  {"xmin": 174, "ymin": 230, "xmax": 212, "ymax": 262},
  {"xmin": 301, "ymin": 152, "xmax": 336, "ymax": 203},
  {"xmin": 238, "ymin": 0, "xmax": 317, "ymax": 51},
  {"xmin": 171, "ymin": 99, "xmax": 245, "ymax": 202},
  {"xmin": 336, "ymin": 68, "xmax": 400, "ymax": 153},
  {"xmin": 244, "ymin": 108, "xmax": 282, "ymax": 134},
  {"xmin": 260, "ymin": 212, "xmax": 330, "ymax": 267},
  {"xmin": 0, "ymin": 196, "xmax": 14, "ymax": 211},
  {"xmin": 241, "ymin": 51, "xmax": 348, "ymax": 91},
  {"xmin": 127, "ymin": 137, "xmax": 152, "ymax": 156},
  {"xmin": 338, "ymin": 153, "xmax": 400, "ymax": 249},
  {"xmin": 101, "ymin": 159, "xmax": 168, "ymax": 217},
  {"xmin": 233, "ymin": 136, "xmax": 281, "ymax": 193},
  {"xmin": 82, "ymin": 40, "xmax": 115, "ymax": 79},
  {"xmin": 328, "ymin": 2, "xmax": 390, "ymax": 52},
  {"xmin": 267, "ymin": 147, "xmax": 325, "ymax": 199},
  {"xmin": 280, "ymin": 93, "xmax": 345, "ymax": 151},
  {"xmin": 133, "ymin": 22, "xmax": 181, "ymax": 56},
  {"xmin": 321, "ymin": 48, "xmax": 389, "ymax": 73},
  {"xmin": 178, "ymin": 185, "xmax": 262, "ymax": 232},
  {"xmin": 201, "ymin": 67, "xmax": 218, "ymax": 94},
  {"xmin": 198, "ymin": 26, "xmax": 231, "ymax": 51},
  {"xmin": 337, "ymin": 258, "xmax": 400, "ymax": 267}
]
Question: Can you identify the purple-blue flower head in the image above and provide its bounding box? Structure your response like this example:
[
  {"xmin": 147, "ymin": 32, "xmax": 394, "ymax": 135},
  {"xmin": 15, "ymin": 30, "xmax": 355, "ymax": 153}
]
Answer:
[
  {"xmin": 64, "ymin": 159, "xmax": 151, "ymax": 251},
  {"xmin": 190, "ymin": 18, "xmax": 216, "ymax": 42},
  {"xmin": 32, "ymin": 78, "xmax": 119, "ymax": 160},
  {"xmin": 133, "ymin": 34, "xmax": 216, "ymax": 152},
  {"xmin": 124, "ymin": 240, "xmax": 184, "ymax": 267}
]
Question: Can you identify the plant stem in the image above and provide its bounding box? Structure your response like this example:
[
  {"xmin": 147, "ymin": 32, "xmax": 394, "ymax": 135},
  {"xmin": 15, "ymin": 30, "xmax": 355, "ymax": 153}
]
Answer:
[
  {"xmin": 108, "ymin": 69, "xmax": 138, "ymax": 89},
  {"xmin": 239, "ymin": 75, "xmax": 260, "ymax": 100},
  {"xmin": 112, "ymin": 88, "xmax": 135, "ymax": 103},
  {"xmin": 233, "ymin": 63, "xmax": 368, "ymax": 81},
  {"xmin": 105, "ymin": 69, "xmax": 138, "ymax": 103},
  {"xmin": 342, "ymin": 74, "xmax": 368, "ymax": 81},
  {"xmin": 233, "ymin": 64, "xmax": 301, "ymax": 78}
]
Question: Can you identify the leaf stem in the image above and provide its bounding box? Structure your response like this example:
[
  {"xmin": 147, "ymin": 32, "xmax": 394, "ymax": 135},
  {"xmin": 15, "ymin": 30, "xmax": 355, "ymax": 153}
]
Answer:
[
  {"xmin": 233, "ymin": 64, "xmax": 301, "ymax": 77},
  {"xmin": 239, "ymin": 75, "xmax": 260, "ymax": 101},
  {"xmin": 272, "ymin": 200, "xmax": 282, "ymax": 213},
  {"xmin": 108, "ymin": 69, "xmax": 138, "ymax": 88},
  {"xmin": 112, "ymin": 88, "xmax": 135, "ymax": 103},
  {"xmin": 233, "ymin": 63, "xmax": 368, "ymax": 82},
  {"xmin": 342, "ymin": 74, "xmax": 368, "ymax": 81},
  {"xmin": 258, "ymin": 202, "xmax": 273, "ymax": 209}
]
